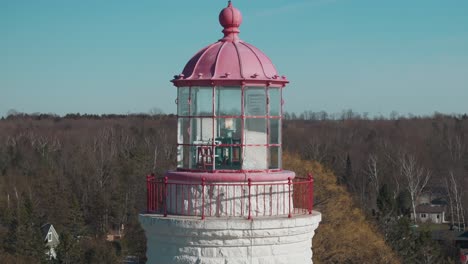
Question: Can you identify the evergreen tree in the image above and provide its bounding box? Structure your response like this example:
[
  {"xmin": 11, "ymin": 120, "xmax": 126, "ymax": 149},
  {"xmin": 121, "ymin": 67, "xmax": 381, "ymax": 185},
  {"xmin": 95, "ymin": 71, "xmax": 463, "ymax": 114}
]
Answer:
[
  {"xmin": 16, "ymin": 196, "xmax": 47, "ymax": 263},
  {"xmin": 67, "ymin": 195, "xmax": 86, "ymax": 238},
  {"xmin": 341, "ymin": 153, "xmax": 352, "ymax": 185},
  {"xmin": 386, "ymin": 217, "xmax": 448, "ymax": 263},
  {"xmin": 53, "ymin": 232, "xmax": 82, "ymax": 264},
  {"xmin": 121, "ymin": 216, "xmax": 147, "ymax": 262},
  {"xmin": 377, "ymin": 184, "xmax": 396, "ymax": 217},
  {"xmin": 3, "ymin": 210, "xmax": 18, "ymax": 255},
  {"xmin": 397, "ymin": 190, "xmax": 412, "ymax": 217}
]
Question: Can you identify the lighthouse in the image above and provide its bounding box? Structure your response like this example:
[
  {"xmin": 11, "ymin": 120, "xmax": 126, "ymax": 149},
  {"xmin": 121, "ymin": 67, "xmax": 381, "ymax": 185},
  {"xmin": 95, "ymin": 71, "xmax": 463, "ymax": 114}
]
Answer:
[{"xmin": 139, "ymin": 2, "xmax": 321, "ymax": 263}]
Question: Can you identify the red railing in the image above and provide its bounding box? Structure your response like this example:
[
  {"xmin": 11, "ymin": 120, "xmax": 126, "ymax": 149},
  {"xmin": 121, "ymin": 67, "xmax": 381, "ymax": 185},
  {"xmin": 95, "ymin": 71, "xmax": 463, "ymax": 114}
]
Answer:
[{"xmin": 146, "ymin": 173, "xmax": 314, "ymax": 220}]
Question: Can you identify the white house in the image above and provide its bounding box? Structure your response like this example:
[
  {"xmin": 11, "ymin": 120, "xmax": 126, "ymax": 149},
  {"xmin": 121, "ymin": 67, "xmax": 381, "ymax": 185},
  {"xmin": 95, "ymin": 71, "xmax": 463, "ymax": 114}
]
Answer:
[
  {"xmin": 413, "ymin": 204, "xmax": 448, "ymax": 224},
  {"xmin": 41, "ymin": 223, "xmax": 60, "ymax": 259}
]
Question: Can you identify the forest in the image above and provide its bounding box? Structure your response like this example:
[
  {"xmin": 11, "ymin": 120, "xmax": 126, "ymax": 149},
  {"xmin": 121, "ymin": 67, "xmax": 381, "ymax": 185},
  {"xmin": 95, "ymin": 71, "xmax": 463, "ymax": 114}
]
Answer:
[{"xmin": 0, "ymin": 111, "xmax": 466, "ymax": 263}]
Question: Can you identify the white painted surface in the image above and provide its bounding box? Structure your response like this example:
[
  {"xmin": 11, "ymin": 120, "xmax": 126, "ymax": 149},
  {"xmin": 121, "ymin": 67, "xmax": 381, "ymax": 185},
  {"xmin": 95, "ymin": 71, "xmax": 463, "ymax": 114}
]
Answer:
[
  {"xmin": 243, "ymin": 131, "xmax": 267, "ymax": 170},
  {"xmin": 139, "ymin": 211, "xmax": 321, "ymax": 264}
]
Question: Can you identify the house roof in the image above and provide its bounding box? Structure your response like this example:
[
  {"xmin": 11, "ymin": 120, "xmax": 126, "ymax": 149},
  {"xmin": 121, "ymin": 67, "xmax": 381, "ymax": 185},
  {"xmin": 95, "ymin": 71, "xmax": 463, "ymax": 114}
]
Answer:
[
  {"xmin": 432, "ymin": 231, "xmax": 468, "ymax": 241},
  {"xmin": 40, "ymin": 223, "xmax": 59, "ymax": 244},
  {"xmin": 41, "ymin": 223, "xmax": 52, "ymax": 237},
  {"xmin": 416, "ymin": 204, "xmax": 446, "ymax": 213},
  {"xmin": 458, "ymin": 231, "xmax": 468, "ymax": 241}
]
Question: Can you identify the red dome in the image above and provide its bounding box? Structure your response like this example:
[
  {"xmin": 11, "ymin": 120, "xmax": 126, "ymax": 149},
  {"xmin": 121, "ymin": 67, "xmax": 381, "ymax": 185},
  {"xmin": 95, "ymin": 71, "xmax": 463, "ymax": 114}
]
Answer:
[{"xmin": 172, "ymin": 1, "xmax": 288, "ymax": 88}]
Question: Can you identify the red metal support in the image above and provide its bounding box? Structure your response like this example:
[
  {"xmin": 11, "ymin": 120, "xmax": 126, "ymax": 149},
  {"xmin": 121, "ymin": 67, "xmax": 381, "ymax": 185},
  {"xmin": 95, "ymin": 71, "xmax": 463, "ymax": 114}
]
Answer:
[
  {"xmin": 311, "ymin": 174, "xmax": 314, "ymax": 213},
  {"xmin": 308, "ymin": 173, "xmax": 313, "ymax": 214},
  {"xmin": 247, "ymin": 178, "xmax": 252, "ymax": 220},
  {"xmin": 164, "ymin": 176, "xmax": 168, "ymax": 217},
  {"xmin": 288, "ymin": 177, "xmax": 292, "ymax": 218},
  {"xmin": 146, "ymin": 175, "xmax": 150, "ymax": 213},
  {"xmin": 145, "ymin": 174, "xmax": 313, "ymax": 219},
  {"xmin": 146, "ymin": 173, "xmax": 155, "ymax": 213},
  {"xmin": 201, "ymin": 177, "xmax": 206, "ymax": 220}
]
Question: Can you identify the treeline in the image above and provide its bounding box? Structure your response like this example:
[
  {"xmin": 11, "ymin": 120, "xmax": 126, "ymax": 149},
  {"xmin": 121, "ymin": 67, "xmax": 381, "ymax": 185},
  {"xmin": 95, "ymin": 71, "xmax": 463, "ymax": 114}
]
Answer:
[
  {"xmin": 284, "ymin": 113, "xmax": 468, "ymax": 261},
  {"xmin": 3, "ymin": 111, "xmax": 175, "ymax": 121},
  {"xmin": 0, "ymin": 112, "xmax": 466, "ymax": 263},
  {"xmin": 4, "ymin": 109, "xmax": 467, "ymax": 122},
  {"xmin": 283, "ymin": 113, "xmax": 467, "ymax": 214},
  {"xmin": 0, "ymin": 116, "xmax": 176, "ymax": 263},
  {"xmin": 284, "ymin": 109, "xmax": 468, "ymax": 121}
]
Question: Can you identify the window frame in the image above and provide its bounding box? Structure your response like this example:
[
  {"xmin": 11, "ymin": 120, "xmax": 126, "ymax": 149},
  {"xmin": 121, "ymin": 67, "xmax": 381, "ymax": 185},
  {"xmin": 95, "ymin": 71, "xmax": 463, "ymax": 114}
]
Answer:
[{"xmin": 176, "ymin": 85, "xmax": 283, "ymax": 172}]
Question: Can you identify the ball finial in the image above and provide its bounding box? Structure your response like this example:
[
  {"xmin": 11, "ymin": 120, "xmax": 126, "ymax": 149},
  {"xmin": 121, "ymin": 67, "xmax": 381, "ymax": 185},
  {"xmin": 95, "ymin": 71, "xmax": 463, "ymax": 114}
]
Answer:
[{"xmin": 219, "ymin": 1, "xmax": 242, "ymax": 42}]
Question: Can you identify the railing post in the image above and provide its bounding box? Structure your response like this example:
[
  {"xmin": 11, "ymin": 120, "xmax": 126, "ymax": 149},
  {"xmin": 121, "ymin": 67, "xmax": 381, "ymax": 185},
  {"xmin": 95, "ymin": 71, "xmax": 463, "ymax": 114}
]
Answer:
[
  {"xmin": 308, "ymin": 173, "xmax": 313, "ymax": 214},
  {"xmin": 201, "ymin": 177, "xmax": 206, "ymax": 220},
  {"xmin": 147, "ymin": 173, "xmax": 155, "ymax": 213},
  {"xmin": 247, "ymin": 178, "xmax": 252, "ymax": 220},
  {"xmin": 163, "ymin": 176, "xmax": 168, "ymax": 217},
  {"xmin": 146, "ymin": 174, "xmax": 150, "ymax": 213},
  {"xmin": 288, "ymin": 177, "xmax": 292, "ymax": 218}
]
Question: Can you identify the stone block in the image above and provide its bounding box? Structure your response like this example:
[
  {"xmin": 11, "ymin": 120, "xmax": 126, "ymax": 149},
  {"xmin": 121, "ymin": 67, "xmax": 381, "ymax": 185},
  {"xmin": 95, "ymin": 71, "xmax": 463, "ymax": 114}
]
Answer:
[
  {"xmin": 198, "ymin": 258, "xmax": 225, "ymax": 264},
  {"xmin": 217, "ymin": 247, "xmax": 248, "ymax": 258},
  {"xmin": 178, "ymin": 247, "xmax": 201, "ymax": 256},
  {"xmin": 251, "ymin": 245, "xmax": 272, "ymax": 257},
  {"xmin": 173, "ymin": 255, "xmax": 199, "ymax": 264},
  {"xmin": 223, "ymin": 238, "xmax": 251, "ymax": 246},
  {"xmin": 201, "ymin": 247, "xmax": 217, "ymax": 258}
]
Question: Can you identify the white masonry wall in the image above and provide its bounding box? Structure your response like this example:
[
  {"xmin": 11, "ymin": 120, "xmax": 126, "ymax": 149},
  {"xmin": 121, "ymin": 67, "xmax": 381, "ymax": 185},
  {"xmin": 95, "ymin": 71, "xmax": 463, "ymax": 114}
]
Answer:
[{"xmin": 139, "ymin": 212, "xmax": 321, "ymax": 264}]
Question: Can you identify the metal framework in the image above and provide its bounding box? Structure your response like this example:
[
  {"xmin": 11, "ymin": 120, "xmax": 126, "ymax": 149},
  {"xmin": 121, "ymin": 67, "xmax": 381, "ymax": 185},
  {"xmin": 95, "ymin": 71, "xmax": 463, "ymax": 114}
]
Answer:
[
  {"xmin": 176, "ymin": 85, "xmax": 283, "ymax": 173},
  {"xmin": 146, "ymin": 173, "xmax": 314, "ymax": 220}
]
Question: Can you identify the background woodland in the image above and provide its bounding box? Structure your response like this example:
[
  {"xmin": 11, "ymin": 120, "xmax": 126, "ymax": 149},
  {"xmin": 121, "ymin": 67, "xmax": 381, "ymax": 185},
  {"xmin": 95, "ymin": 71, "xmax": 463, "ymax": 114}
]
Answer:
[{"xmin": 0, "ymin": 112, "xmax": 466, "ymax": 263}]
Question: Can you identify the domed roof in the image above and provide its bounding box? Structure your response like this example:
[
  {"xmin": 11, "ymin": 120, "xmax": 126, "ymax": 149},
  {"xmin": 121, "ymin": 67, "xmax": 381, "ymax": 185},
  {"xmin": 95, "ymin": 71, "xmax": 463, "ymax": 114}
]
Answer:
[{"xmin": 172, "ymin": 1, "xmax": 288, "ymax": 88}]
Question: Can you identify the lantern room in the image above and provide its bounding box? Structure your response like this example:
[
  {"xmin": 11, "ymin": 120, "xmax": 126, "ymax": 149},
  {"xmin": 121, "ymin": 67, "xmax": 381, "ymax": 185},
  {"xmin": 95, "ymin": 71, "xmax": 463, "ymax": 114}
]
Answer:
[{"xmin": 172, "ymin": 1, "xmax": 289, "ymax": 172}]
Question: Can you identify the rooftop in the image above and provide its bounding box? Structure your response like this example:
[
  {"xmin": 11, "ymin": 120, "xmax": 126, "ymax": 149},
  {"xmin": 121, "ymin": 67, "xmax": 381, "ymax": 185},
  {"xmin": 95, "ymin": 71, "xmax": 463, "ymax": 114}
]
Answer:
[{"xmin": 172, "ymin": 1, "xmax": 288, "ymax": 87}]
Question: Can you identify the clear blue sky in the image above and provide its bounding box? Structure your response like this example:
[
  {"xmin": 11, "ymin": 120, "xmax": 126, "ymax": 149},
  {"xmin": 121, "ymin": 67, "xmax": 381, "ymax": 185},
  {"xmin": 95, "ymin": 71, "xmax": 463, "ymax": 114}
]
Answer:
[{"xmin": 1, "ymin": 0, "xmax": 467, "ymax": 117}]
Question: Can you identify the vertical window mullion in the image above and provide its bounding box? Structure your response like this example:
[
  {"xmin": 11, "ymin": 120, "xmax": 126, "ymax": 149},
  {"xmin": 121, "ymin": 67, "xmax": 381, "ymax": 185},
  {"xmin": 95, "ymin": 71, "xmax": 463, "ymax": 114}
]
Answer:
[
  {"xmin": 279, "ymin": 87, "xmax": 283, "ymax": 169},
  {"xmin": 211, "ymin": 85, "xmax": 216, "ymax": 171},
  {"xmin": 266, "ymin": 86, "xmax": 270, "ymax": 171},
  {"xmin": 241, "ymin": 85, "xmax": 245, "ymax": 170},
  {"xmin": 188, "ymin": 86, "xmax": 192, "ymax": 168}
]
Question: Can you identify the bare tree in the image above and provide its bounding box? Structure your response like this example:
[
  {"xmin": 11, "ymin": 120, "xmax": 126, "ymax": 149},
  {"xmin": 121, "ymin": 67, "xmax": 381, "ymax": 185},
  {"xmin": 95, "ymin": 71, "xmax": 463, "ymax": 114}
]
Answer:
[
  {"xmin": 364, "ymin": 154, "xmax": 380, "ymax": 208},
  {"xmin": 445, "ymin": 177, "xmax": 455, "ymax": 227},
  {"xmin": 153, "ymin": 145, "xmax": 158, "ymax": 172},
  {"xmin": 304, "ymin": 139, "xmax": 329, "ymax": 163},
  {"xmin": 379, "ymin": 140, "xmax": 400, "ymax": 199},
  {"xmin": 366, "ymin": 154, "xmax": 380, "ymax": 195},
  {"xmin": 399, "ymin": 153, "xmax": 431, "ymax": 223},
  {"xmin": 447, "ymin": 171, "xmax": 466, "ymax": 230},
  {"xmin": 446, "ymin": 135, "xmax": 464, "ymax": 162}
]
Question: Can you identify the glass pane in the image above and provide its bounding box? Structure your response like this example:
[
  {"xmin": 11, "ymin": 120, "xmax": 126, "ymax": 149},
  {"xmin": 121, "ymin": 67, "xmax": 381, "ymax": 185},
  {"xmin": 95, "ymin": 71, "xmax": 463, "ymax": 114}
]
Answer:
[
  {"xmin": 245, "ymin": 118, "xmax": 267, "ymax": 144},
  {"xmin": 193, "ymin": 145, "xmax": 214, "ymax": 170},
  {"xmin": 216, "ymin": 87, "xmax": 241, "ymax": 116},
  {"xmin": 268, "ymin": 146, "xmax": 281, "ymax": 169},
  {"xmin": 191, "ymin": 118, "xmax": 214, "ymax": 144},
  {"xmin": 214, "ymin": 118, "xmax": 242, "ymax": 170},
  {"xmin": 178, "ymin": 88, "xmax": 190, "ymax": 116},
  {"xmin": 244, "ymin": 87, "xmax": 266, "ymax": 116},
  {"xmin": 269, "ymin": 88, "xmax": 281, "ymax": 117},
  {"xmin": 188, "ymin": 146, "xmax": 198, "ymax": 169},
  {"xmin": 269, "ymin": 118, "xmax": 281, "ymax": 144},
  {"xmin": 243, "ymin": 146, "xmax": 267, "ymax": 170},
  {"xmin": 177, "ymin": 145, "xmax": 183, "ymax": 168},
  {"xmin": 177, "ymin": 118, "xmax": 190, "ymax": 144},
  {"xmin": 215, "ymin": 118, "xmax": 241, "ymax": 141},
  {"xmin": 190, "ymin": 87, "xmax": 213, "ymax": 116},
  {"xmin": 177, "ymin": 145, "xmax": 191, "ymax": 169}
]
